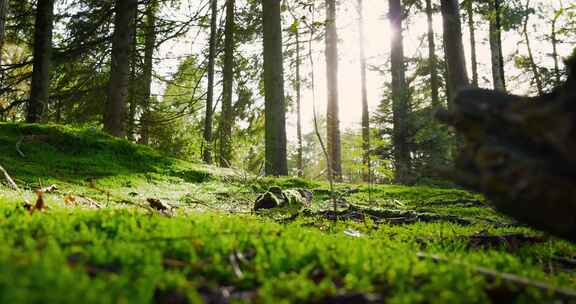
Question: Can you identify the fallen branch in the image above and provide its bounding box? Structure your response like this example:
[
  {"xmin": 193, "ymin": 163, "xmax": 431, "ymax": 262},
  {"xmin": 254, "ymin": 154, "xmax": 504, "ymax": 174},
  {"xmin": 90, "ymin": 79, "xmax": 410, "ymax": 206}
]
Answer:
[
  {"xmin": 0, "ymin": 164, "xmax": 19, "ymax": 191},
  {"xmin": 417, "ymin": 252, "xmax": 576, "ymax": 301}
]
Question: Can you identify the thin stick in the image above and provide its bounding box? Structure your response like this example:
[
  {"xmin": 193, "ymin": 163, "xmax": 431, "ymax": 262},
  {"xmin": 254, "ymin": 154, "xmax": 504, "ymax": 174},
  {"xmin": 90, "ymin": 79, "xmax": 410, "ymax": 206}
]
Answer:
[{"xmin": 15, "ymin": 136, "xmax": 25, "ymax": 157}]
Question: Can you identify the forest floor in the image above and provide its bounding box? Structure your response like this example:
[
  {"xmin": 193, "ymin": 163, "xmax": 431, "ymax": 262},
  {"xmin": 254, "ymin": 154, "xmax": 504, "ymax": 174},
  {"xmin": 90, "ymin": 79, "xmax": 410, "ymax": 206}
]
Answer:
[{"xmin": 0, "ymin": 123, "xmax": 575, "ymax": 303}]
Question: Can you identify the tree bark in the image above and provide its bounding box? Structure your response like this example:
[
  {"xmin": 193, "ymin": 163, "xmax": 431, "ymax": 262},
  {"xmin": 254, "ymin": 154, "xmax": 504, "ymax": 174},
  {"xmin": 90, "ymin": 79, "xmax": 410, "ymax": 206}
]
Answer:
[
  {"xmin": 440, "ymin": 0, "xmax": 469, "ymax": 105},
  {"xmin": 551, "ymin": 11, "xmax": 561, "ymax": 87},
  {"xmin": 139, "ymin": 0, "xmax": 157, "ymax": 145},
  {"xmin": 262, "ymin": 0, "xmax": 288, "ymax": 176},
  {"xmin": 127, "ymin": 23, "xmax": 138, "ymax": 141},
  {"xmin": 426, "ymin": 0, "xmax": 441, "ymax": 107},
  {"xmin": 389, "ymin": 0, "xmax": 411, "ymax": 184},
  {"xmin": 522, "ymin": 0, "xmax": 543, "ymax": 95},
  {"xmin": 27, "ymin": 0, "xmax": 55, "ymax": 123},
  {"xmin": 489, "ymin": 0, "xmax": 506, "ymax": 92},
  {"xmin": 325, "ymin": 0, "xmax": 342, "ymax": 182},
  {"xmin": 0, "ymin": 0, "xmax": 8, "ymax": 86},
  {"xmin": 358, "ymin": 0, "xmax": 371, "ymax": 182},
  {"xmin": 104, "ymin": 0, "xmax": 138, "ymax": 137},
  {"xmin": 465, "ymin": 0, "xmax": 479, "ymax": 88},
  {"xmin": 295, "ymin": 20, "xmax": 304, "ymax": 177},
  {"xmin": 203, "ymin": 0, "xmax": 218, "ymax": 164},
  {"xmin": 220, "ymin": 0, "xmax": 234, "ymax": 167}
]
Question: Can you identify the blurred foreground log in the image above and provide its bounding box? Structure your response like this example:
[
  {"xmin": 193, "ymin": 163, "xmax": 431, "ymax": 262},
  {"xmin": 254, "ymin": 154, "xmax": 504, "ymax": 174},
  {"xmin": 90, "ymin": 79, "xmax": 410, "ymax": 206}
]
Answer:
[{"xmin": 437, "ymin": 57, "xmax": 576, "ymax": 242}]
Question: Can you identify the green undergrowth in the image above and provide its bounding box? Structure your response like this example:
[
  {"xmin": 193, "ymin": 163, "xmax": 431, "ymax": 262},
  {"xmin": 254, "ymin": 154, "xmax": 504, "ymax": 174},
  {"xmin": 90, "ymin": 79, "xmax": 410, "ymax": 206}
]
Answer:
[{"xmin": 0, "ymin": 123, "xmax": 575, "ymax": 303}]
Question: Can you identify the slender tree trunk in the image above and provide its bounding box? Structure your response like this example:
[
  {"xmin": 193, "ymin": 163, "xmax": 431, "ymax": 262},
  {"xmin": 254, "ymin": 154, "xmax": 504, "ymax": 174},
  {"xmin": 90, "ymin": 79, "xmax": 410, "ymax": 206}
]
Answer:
[
  {"xmin": 0, "ymin": 0, "xmax": 8, "ymax": 86},
  {"xmin": 426, "ymin": 0, "xmax": 440, "ymax": 107},
  {"xmin": 203, "ymin": 0, "xmax": 218, "ymax": 164},
  {"xmin": 551, "ymin": 13, "xmax": 561, "ymax": 86},
  {"xmin": 358, "ymin": 0, "xmax": 371, "ymax": 182},
  {"xmin": 522, "ymin": 0, "xmax": 543, "ymax": 95},
  {"xmin": 465, "ymin": 0, "xmax": 479, "ymax": 87},
  {"xmin": 127, "ymin": 27, "xmax": 138, "ymax": 141},
  {"xmin": 139, "ymin": 0, "xmax": 157, "ymax": 145},
  {"xmin": 104, "ymin": 0, "xmax": 138, "ymax": 137},
  {"xmin": 220, "ymin": 0, "xmax": 234, "ymax": 167},
  {"xmin": 27, "ymin": 0, "xmax": 55, "ymax": 123},
  {"xmin": 295, "ymin": 21, "xmax": 304, "ymax": 177},
  {"xmin": 489, "ymin": 0, "xmax": 506, "ymax": 92},
  {"xmin": 262, "ymin": 0, "xmax": 288, "ymax": 176},
  {"xmin": 389, "ymin": 0, "xmax": 411, "ymax": 184},
  {"xmin": 325, "ymin": 0, "xmax": 342, "ymax": 182},
  {"xmin": 440, "ymin": 0, "xmax": 469, "ymax": 105}
]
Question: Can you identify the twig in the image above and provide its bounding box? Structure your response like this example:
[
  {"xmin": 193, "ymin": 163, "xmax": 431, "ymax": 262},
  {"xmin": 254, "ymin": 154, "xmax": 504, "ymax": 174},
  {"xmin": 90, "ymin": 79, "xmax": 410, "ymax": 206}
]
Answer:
[
  {"xmin": 15, "ymin": 136, "xmax": 25, "ymax": 157},
  {"xmin": 417, "ymin": 252, "xmax": 576, "ymax": 301}
]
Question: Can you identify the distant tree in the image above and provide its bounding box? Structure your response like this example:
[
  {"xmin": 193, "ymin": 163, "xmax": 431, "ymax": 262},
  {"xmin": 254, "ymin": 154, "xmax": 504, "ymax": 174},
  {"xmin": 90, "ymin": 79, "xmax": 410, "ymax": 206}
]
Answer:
[
  {"xmin": 521, "ymin": 0, "xmax": 543, "ymax": 95},
  {"xmin": 262, "ymin": 0, "xmax": 288, "ymax": 176},
  {"xmin": 464, "ymin": 0, "xmax": 479, "ymax": 88},
  {"xmin": 220, "ymin": 0, "xmax": 234, "ymax": 167},
  {"xmin": 425, "ymin": 0, "xmax": 441, "ymax": 106},
  {"xmin": 489, "ymin": 0, "xmax": 506, "ymax": 91},
  {"xmin": 202, "ymin": 0, "xmax": 218, "ymax": 164},
  {"xmin": 325, "ymin": 0, "xmax": 342, "ymax": 181},
  {"xmin": 389, "ymin": 0, "xmax": 411, "ymax": 184},
  {"xmin": 0, "ymin": 0, "xmax": 8, "ymax": 77},
  {"xmin": 440, "ymin": 0, "xmax": 469, "ymax": 104},
  {"xmin": 104, "ymin": 0, "xmax": 138, "ymax": 137},
  {"xmin": 358, "ymin": 0, "xmax": 371, "ymax": 182},
  {"xmin": 27, "ymin": 0, "xmax": 54, "ymax": 123},
  {"xmin": 139, "ymin": 0, "xmax": 158, "ymax": 145}
]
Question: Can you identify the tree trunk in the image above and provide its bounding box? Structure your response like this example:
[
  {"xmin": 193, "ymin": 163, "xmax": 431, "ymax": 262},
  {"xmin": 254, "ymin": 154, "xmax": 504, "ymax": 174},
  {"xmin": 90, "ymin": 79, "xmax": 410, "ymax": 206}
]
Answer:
[
  {"xmin": 426, "ymin": 0, "xmax": 441, "ymax": 107},
  {"xmin": 551, "ymin": 12, "xmax": 561, "ymax": 86},
  {"xmin": 358, "ymin": 0, "xmax": 371, "ymax": 182},
  {"xmin": 127, "ymin": 25, "xmax": 138, "ymax": 141},
  {"xmin": 295, "ymin": 20, "xmax": 304, "ymax": 177},
  {"xmin": 0, "ymin": 0, "xmax": 8, "ymax": 86},
  {"xmin": 27, "ymin": 0, "xmax": 55, "ymax": 123},
  {"xmin": 325, "ymin": 0, "xmax": 342, "ymax": 181},
  {"xmin": 139, "ymin": 0, "xmax": 157, "ymax": 145},
  {"xmin": 104, "ymin": 0, "xmax": 138, "ymax": 137},
  {"xmin": 389, "ymin": 0, "xmax": 411, "ymax": 184},
  {"xmin": 465, "ymin": 0, "xmax": 479, "ymax": 88},
  {"xmin": 220, "ymin": 0, "xmax": 234, "ymax": 167},
  {"xmin": 262, "ymin": 0, "xmax": 288, "ymax": 176},
  {"xmin": 522, "ymin": 0, "xmax": 543, "ymax": 95},
  {"xmin": 440, "ymin": 0, "xmax": 469, "ymax": 104},
  {"xmin": 489, "ymin": 0, "xmax": 506, "ymax": 92},
  {"xmin": 203, "ymin": 0, "xmax": 218, "ymax": 164}
]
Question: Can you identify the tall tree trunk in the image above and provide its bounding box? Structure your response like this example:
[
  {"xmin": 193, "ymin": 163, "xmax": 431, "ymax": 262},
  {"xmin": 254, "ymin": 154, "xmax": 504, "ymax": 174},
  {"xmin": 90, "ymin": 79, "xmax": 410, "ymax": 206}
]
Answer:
[
  {"xmin": 27, "ymin": 0, "xmax": 55, "ymax": 123},
  {"xmin": 389, "ymin": 0, "xmax": 411, "ymax": 184},
  {"xmin": 127, "ymin": 26, "xmax": 138, "ymax": 141},
  {"xmin": 0, "ymin": 0, "xmax": 8, "ymax": 86},
  {"xmin": 440, "ymin": 0, "xmax": 469, "ymax": 105},
  {"xmin": 325, "ymin": 0, "xmax": 342, "ymax": 181},
  {"xmin": 104, "ymin": 0, "xmax": 138, "ymax": 137},
  {"xmin": 551, "ymin": 11, "xmax": 561, "ymax": 86},
  {"xmin": 465, "ymin": 0, "xmax": 479, "ymax": 88},
  {"xmin": 522, "ymin": 0, "xmax": 543, "ymax": 95},
  {"xmin": 295, "ymin": 20, "xmax": 304, "ymax": 177},
  {"xmin": 358, "ymin": 0, "xmax": 371, "ymax": 182},
  {"xmin": 489, "ymin": 0, "xmax": 506, "ymax": 92},
  {"xmin": 262, "ymin": 0, "xmax": 288, "ymax": 176},
  {"xmin": 220, "ymin": 0, "xmax": 234, "ymax": 167},
  {"xmin": 426, "ymin": 0, "xmax": 440, "ymax": 107},
  {"xmin": 139, "ymin": 0, "xmax": 157, "ymax": 145},
  {"xmin": 203, "ymin": 0, "xmax": 218, "ymax": 164}
]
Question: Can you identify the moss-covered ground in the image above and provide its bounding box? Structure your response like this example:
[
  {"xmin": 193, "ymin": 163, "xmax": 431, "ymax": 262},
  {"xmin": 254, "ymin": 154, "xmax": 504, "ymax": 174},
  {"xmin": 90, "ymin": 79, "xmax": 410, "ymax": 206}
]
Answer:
[{"xmin": 0, "ymin": 123, "xmax": 575, "ymax": 303}]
